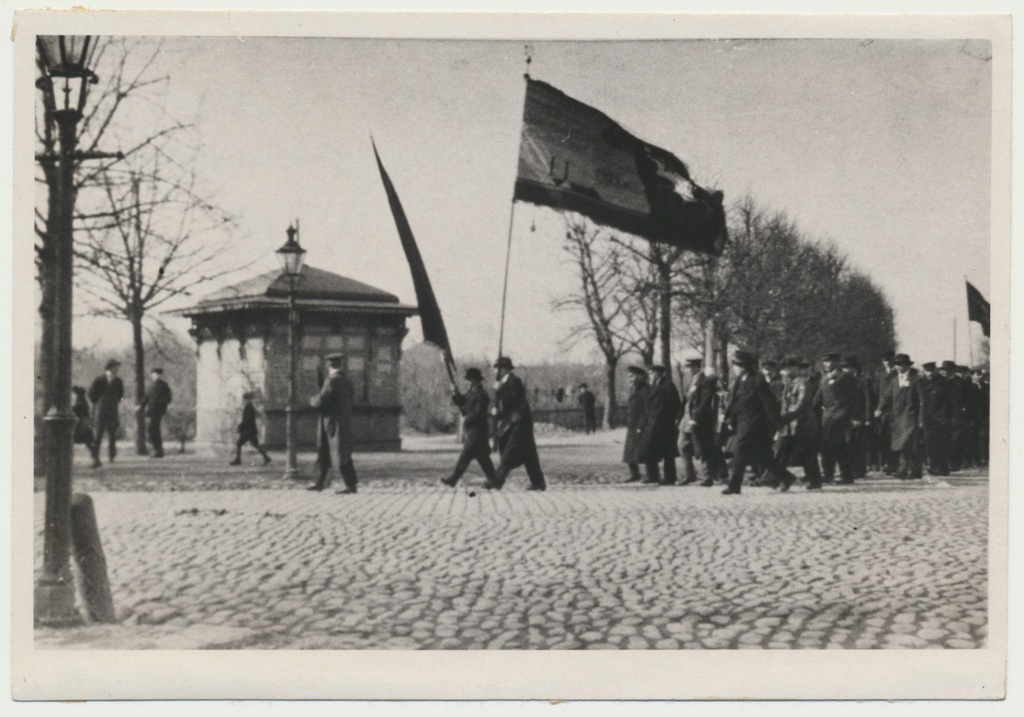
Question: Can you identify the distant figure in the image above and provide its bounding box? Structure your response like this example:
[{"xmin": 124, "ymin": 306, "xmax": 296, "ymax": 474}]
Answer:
[
  {"xmin": 230, "ymin": 391, "xmax": 271, "ymax": 466},
  {"xmin": 578, "ymin": 383, "xmax": 598, "ymax": 433},
  {"xmin": 88, "ymin": 359, "xmax": 124, "ymax": 468},
  {"xmin": 139, "ymin": 367, "xmax": 172, "ymax": 459},
  {"xmin": 876, "ymin": 354, "xmax": 923, "ymax": 479},
  {"xmin": 554, "ymin": 386, "xmax": 565, "ymax": 404},
  {"xmin": 71, "ymin": 385, "xmax": 94, "ymax": 454},
  {"xmin": 309, "ymin": 352, "xmax": 358, "ymax": 494},
  {"xmin": 490, "ymin": 356, "xmax": 546, "ymax": 491},
  {"xmin": 637, "ymin": 364, "xmax": 682, "ymax": 486},
  {"xmin": 622, "ymin": 366, "xmax": 649, "ymax": 482},
  {"xmin": 441, "ymin": 367, "xmax": 497, "ymax": 487}
]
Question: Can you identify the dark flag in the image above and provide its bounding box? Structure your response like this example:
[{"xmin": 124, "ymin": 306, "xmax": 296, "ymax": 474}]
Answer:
[
  {"xmin": 513, "ymin": 78, "xmax": 728, "ymax": 255},
  {"xmin": 966, "ymin": 280, "xmax": 991, "ymax": 337},
  {"xmin": 372, "ymin": 140, "xmax": 458, "ymax": 386}
]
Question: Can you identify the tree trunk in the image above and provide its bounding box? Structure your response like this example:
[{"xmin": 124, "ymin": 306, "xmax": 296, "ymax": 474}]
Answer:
[
  {"xmin": 132, "ymin": 312, "xmax": 148, "ymax": 455},
  {"xmin": 659, "ymin": 262, "xmax": 672, "ymax": 369},
  {"xmin": 603, "ymin": 358, "xmax": 618, "ymax": 429}
]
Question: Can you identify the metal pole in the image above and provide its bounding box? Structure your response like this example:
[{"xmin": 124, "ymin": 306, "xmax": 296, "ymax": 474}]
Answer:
[
  {"xmin": 953, "ymin": 317, "xmax": 957, "ymax": 363},
  {"xmin": 284, "ymin": 277, "xmax": 299, "ymax": 479},
  {"xmin": 35, "ymin": 110, "xmax": 84, "ymax": 626}
]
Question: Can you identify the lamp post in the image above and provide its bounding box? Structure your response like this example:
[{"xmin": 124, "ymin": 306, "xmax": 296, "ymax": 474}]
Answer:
[
  {"xmin": 277, "ymin": 223, "xmax": 306, "ymax": 480},
  {"xmin": 34, "ymin": 35, "xmax": 100, "ymax": 626}
]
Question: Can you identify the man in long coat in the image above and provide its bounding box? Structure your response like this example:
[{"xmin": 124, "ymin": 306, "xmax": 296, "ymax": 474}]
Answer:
[
  {"xmin": 442, "ymin": 367, "xmax": 497, "ymax": 487},
  {"xmin": 813, "ymin": 352, "xmax": 859, "ymax": 484},
  {"xmin": 637, "ymin": 364, "xmax": 682, "ymax": 486},
  {"xmin": 876, "ymin": 353, "xmax": 924, "ymax": 479},
  {"xmin": 622, "ymin": 365, "xmax": 649, "ymax": 483},
  {"xmin": 957, "ymin": 365, "xmax": 981, "ymax": 468},
  {"xmin": 841, "ymin": 356, "xmax": 873, "ymax": 478},
  {"xmin": 139, "ymin": 367, "xmax": 172, "ymax": 458},
  {"xmin": 578, "ymin": 383, "xmax": 598, "ymax": 434},
  {"xmin": 872, "ymin": 352, "xmax": 898, "ymax": 474},
  {"xmin": 918, "ymin": 361, "xmax": 951, "ymax": 476},
  {"xmin": 682, "ymin": 359, "xmax": 726, "ymax": 487},
  {"xmin": 309, "ymin": 352, "xmax": 358, "ymax": 494},
  {"xmin": 88, "ymin": 359, "xmax": 125, "ymax": 468},
  {"xmin": 774, "ymin": 357, "xmax": 822, "ymax": 489},
  {"xmin": 973, "ymin": 368, "xmax": 990, "ymax": 467},
  {"xmin": 722, "ymin": 350, "xmax": 798, "ymax": 494},
  {"xmin": 490, "ymin": 356, "xmax": 546, "ymax": 491}
]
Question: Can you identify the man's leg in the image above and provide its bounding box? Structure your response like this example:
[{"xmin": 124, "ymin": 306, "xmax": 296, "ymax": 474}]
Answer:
[
  {"xmin": 444, "ymin": 444, "xmax": 477, "ymax": 486},
  {"xmin": 339, "ymin": 459, "xmax": 358, "ymax": 492},
  {"xmin": 148, "ymin": 417, "xmax": 164, "ymax": 457},
  {"xmin": 820, "ymin": 440, "xmax": 837, "ymax": 482},
  {"xmin": 626, "ymin": 462, "xmax": 642, "ymax": 482},
  {"xmin": 681, "ymin": 434, "xmax": 698, "ymax": 484},
  {"xmin": 230, "ymin": 438, "xmax": 243, "ymax": 464},
  {"xmin": 642, "ymin": 460, "xmax": 661, "ymax": 484},
  {"xmin": 523, "ymin": 448, "xmax": 546, "ymax": 490},
  {"xmin": 476, "ymin": 449, "xmax": 498, "ymax": 483},
  {"xmin": 660, "ymin": 455, "xmax": 677, "ymax": 486},
  {"xmin": 90, "ymin": 422, "xmax": 106, "ymax": 466}
]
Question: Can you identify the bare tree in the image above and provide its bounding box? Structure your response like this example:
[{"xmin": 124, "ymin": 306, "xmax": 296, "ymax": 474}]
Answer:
[{"xmin": 36, "ymin": 37, "xmax": 245, "ymax": 454}]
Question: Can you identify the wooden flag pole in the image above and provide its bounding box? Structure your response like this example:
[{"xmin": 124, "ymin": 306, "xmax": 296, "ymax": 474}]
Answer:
[{"xmin": 953, "ymin": 316, "xmax": 957, "ymax": 363}]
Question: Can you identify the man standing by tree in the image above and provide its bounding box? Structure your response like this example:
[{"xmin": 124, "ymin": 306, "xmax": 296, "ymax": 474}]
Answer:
[
  {"xmin": 638, "ymin": 365, "xmax": 682, "ymax": 486},
  {"xmin": 578, "ymin": 383, "xmax": 598, "ymax": 434},
  {"xmin": 88, "ymin": 359, "xmax": 125, "ymax": 468},
  {"xmin": 814, "ymin": 352, "xmax": 859, "ymax": 485},
  {"xmin": 490, "ymin": 357, "xmax": 546, "ymax": 491},
  {"xmin": 139, "ymin": 367, "xmax": 172, "ymax": 459},
  {"xmin": 309, "ymin": 353, "xmax": 358, "ymax": 494},
  {"xmin": 622, "ymin": 365, "xmax": 650, "ymax": 483},
  {"xmin": 441, "ymin": 368, "xmax": 497, "ymax": 488}
]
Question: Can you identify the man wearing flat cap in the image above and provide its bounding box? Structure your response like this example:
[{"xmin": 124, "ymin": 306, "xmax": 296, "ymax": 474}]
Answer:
[
  {"xmin": 775, "ymin": 357, "xmax": 822, "ymax": 489},
  {"xmin": 721, "ymin": 349, "xmax": 798, "ymax": 494},
  {"xmin": 637, "ymin": 364, "xmax": 683, "ymax": 485},
  {"xmin": 441, "ymin": 368, "xmax": 498, "ymax": 488},
  {"xmin": 875, "ymin": 353, "xmax": 923, "ymax": 479},
  {"xmin": 88, "ymin": 359, "xmax": 125, "ymax": 468},
  {"xmin": 813, "ymin": 352, "xmax": 858, "ymax": 484},
  {"xmin": 139, "ymin": 367, "xmax": 173, "ymax": 459},
  {"xmin": 309, "ymin": 353, "xmax": 358, "ymax": 493},
  {"xmin": 490, "ymin": 356, "xmax": 546, "ymax": 491},
  {"xmin": 918, "ymin": 361, "xmax": 951, "ymax": 476},
  {"xmin": 622, "ymin": 365, "xmax": 650, "ymax": 483}
]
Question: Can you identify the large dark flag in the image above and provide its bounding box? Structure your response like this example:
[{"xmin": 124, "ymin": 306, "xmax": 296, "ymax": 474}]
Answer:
[
  {"xmin": 372, "ymin": 140, "xmax": 457, "ymax": 384},
  {"xmin": 514, "ymin": 78, "xmax": 728, "ymax": 255},
  {"xmin": 966, "ymin": 280, "xmax": 991, "ymax": 337}
]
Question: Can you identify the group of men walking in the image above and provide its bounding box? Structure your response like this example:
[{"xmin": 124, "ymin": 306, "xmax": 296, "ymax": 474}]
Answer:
[
  {"xmin": 73, "ymin": 359, "xmax": 173, "ymax": 467},
  {"xmin": 669, "ymin": 349, "xmax": 990, "ymax": 494}
]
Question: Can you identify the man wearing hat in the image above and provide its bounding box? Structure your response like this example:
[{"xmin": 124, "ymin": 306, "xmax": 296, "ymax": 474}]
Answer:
[
  {"xmin": 578, "ymin": 383, "xmax": 598, "ymax": 434},
  {"xmin": 722, "ymin": 350, "xmax": 798, "ymax": 494},
  {"xmin": 622, "ymin": 365, "xmax": 650, "ymax": 482},
  {"xmin": 139, "ymin": 367, "xmax": 173, "ymax": 459},
  {"xmin": 875, "ymin": 353, "xmax": 923, "ymax": 479},
  {"xmin": 871, "ymin": 351, "xmax": 898, "ymax": 474},
  {"xmin": 957, "ymin": 365, "xmax": 981, "ymax": 468},
  {"xmin": 87, "ymin": 359, "xmax": 125, "ymax": 468},
  {"xmin": 918, "ymin": 361, "xmax": 951, "ymax": 476},
  {"xmin": 972, "ymin": 367, "xmax": 990, "ymax": 468},
  {"xmin": 682, "ymin": 358, "xmax": 726, "ymax": 487},
  {"xmin": 441, "ymin": 368, "xmax": 498, "ymax": 487},
  {"xmin": 490, "ymin": 356, "xmax": 546, "ymax": 491},
  {"xmin": 309, "ymin": 353, "xmax": 358, "ymax": 493},
  {"xmin": 841, "ymin": 356, "xmax": 873, "ymax": 479},
  {"xmin": 813, "ymin": 352, "xmax": 858, "ymax": 484},
  {"xmin": 774, "ymin": 357, "xmax": 822, "ymax": 489},
  {"xmin": 939, "ymin": 360, "xmax": 968, "ymax": 471},
  {"xmin": 637, "ymin": 364, "xmax": 683, "ymax": 485},
  {"xmin": 230, "ymin": 391, "xmax": 272, "ymax": 466}
]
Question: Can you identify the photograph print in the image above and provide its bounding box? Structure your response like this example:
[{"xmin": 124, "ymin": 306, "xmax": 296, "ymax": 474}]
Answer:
[{"xmin": 12, "ymin": 10, "xmax": 1009, "ymax": 701}]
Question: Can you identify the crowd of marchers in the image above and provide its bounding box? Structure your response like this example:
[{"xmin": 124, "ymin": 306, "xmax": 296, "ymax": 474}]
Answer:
[{"xmin": 439, "ymin": 349, "xmax": 989, "ymax": 495}]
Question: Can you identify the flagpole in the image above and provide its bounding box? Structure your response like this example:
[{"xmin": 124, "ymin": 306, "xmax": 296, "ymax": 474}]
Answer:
[
  {"xmin": 496, "ymin": 52, "xmax": 532, "ymax": 361},
  {"xmin": 953, "ymin": 316, "xmax": 957, "ymax": 363}
]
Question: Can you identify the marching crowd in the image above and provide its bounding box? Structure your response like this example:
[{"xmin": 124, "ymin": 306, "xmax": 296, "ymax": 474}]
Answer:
[{"xmin": 439, "ymin": 349, "xmax": 990, "ymax": 495}]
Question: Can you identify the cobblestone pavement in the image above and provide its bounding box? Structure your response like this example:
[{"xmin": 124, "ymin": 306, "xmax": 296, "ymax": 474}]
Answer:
[{"xmin": 34, "ymin": 447, "xmax": 988, "ymax": 650}]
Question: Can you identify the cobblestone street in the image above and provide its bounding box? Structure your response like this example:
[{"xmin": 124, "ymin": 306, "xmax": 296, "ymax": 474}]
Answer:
[{"xmin": 33, "ymin": 438, "xmax": 989, "ymax": 651}]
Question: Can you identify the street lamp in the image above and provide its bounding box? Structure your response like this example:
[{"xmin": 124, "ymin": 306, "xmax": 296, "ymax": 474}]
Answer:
[
  {"xmin": 277, "ymin": 223, "xmax": 306, "ymax": 480},
  {"xmin": 34, "ymin": 35, "xmax": 101, "ymax": 627}
]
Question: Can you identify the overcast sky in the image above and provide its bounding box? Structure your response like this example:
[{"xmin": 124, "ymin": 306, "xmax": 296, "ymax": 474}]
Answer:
[{"xmin": 74, "ymin": 35, "xmax": 993, "ymax": 366}]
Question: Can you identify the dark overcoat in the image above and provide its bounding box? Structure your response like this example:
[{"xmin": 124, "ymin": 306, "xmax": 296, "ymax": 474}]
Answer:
[
  {"xmin": 622, "ymin": 381, "xmax": 649, "ymax": 464},
  {"xmin": 877, "ymin": 372, "xmax": 923, "ymax": 451},
  {"xmin": 142, "ymin": 378, "xmax": 173, "ymax": 418},
  {"xmin": 494, "ymin": 373, "xmax": 538, "ymax": 469},
  {"xmin": 778, "ymin": 375, "xmax": 817, "ymax": 440},
  {"xmin": 724, "ymin": 371, "xmax": 780, "ymax": 459},
  {"xmin": 238, "ymin": 402, "xmax": 260, "ymax": 443},
  {"xmin": 813, "ymin": 370, "xmax": 858, "ymax": 440},
  {"xmin": 637, "ymin": 376, "xmax": 682, "ymax": 461},
  {"xmin": 685, "ymin": 373, "xmax": 720, "ymax": 459},
  {"xmin": 88, "ymin": 374, "xmax": 124, "ymax": 428},
  {"xmin": 311, "ymin": 370, "xmax": 355, "ymax": 467},
  {"xmin": 454, "ymin": 383, "xmax": 491, "ymax": 452},
  {"xmin": 919, "ymin": 376, "xmax": 951, "ymax": 430}
]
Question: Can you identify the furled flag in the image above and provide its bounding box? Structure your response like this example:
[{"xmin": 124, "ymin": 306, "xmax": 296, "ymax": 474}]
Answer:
[
  {"xmin": 372, "ymin": 140, "xmax": 458, "ymax": 385},
  {"xmin": 966, "ymin": 280, "xmax": 991, "ymax": 337},
  {"xmin": 513, "ymin": 78, "xmax": 728, "ymax": 255}
]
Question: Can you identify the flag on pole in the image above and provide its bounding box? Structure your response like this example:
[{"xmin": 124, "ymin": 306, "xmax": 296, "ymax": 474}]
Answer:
[
  {"xmin": 966, "ymin": 280, "xmax": 991, "ymax": 337},
  {"xmin": 372, "ymin": 140, "xmax": 458, "ymax": 385},
  {"xmin": 513, "ymin": 78, "xmax": 728, "ymax": 255}
]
